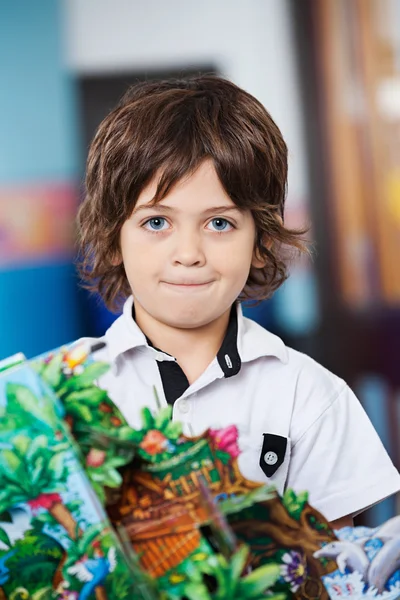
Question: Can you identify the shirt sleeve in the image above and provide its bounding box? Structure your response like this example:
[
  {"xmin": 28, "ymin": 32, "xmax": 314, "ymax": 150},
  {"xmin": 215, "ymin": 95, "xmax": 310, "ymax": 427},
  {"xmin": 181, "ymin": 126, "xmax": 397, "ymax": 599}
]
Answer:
[{"xmin": 286, "ymin": 384, "xmax": 400, "ymax": 522}]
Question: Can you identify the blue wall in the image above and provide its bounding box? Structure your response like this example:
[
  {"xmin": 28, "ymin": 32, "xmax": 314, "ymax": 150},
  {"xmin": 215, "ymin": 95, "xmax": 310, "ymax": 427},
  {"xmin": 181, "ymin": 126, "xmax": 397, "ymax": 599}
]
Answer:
[{"xmin": 0, "ymin": 0, "xmax": 82, "ymax": 359}]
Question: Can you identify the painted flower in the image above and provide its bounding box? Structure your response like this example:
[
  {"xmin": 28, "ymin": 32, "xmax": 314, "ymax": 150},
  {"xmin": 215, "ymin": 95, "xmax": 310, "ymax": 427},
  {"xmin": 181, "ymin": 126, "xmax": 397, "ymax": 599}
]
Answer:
[
  {"xmin": 280, "ymin": 551, "xmax": 307, "ymax": 592},
  {"xmin": 63, "ymin": 344, "xmax": 88, "ymax": 369},
  {"xmin": 86, "ymin": 448, "xmax": 106, "ymax": 468},
  {"xmin": 56, "ymin": 581, "xmax": 79, "ymax": 600},
  {"xmin": 209, "ymin": 425, "xmax": 240, "ymax": 458},
  {"xmin": 60, "ymin": 591, "xmax": 79, "ymax": 600},
  {"xmin": 28, "ymin": 492, "xmax": 62, "ymax": 513},
  {"xmin": 140, "ymin": 430, "xmax": 168, "ymax": 455}
]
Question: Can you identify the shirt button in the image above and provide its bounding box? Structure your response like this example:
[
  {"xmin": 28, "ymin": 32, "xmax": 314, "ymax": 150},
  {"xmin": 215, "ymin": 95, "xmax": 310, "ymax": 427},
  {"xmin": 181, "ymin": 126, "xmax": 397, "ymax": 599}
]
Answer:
[
  {"xmin": 179, "ymin": 400, "xmax": 190, "ymax": 414},
  {"xmin": 264, "ymin": 451, "xmax": 278, "ymax": 465}
]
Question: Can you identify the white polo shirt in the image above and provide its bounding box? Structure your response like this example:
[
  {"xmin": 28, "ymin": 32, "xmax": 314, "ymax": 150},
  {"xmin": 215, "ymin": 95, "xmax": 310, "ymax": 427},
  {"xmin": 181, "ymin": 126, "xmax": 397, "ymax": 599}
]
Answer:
[{"xmin": 90, "ymin": 296, "xmax": 400, "ymax": 522}]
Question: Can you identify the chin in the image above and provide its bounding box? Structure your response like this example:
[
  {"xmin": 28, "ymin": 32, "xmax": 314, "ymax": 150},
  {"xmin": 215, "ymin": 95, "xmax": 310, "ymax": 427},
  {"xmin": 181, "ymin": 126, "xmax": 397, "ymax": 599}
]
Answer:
[{"xmin": 162, "ymin": 311, "xmax": 215, "ymax": 330}]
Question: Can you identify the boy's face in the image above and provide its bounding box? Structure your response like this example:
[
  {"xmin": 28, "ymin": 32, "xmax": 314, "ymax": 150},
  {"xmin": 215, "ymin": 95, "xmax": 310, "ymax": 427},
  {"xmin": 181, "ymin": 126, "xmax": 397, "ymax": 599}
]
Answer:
[{"xmin": 119, "ymin": 160, "xmax": 261, "ymax": 330}]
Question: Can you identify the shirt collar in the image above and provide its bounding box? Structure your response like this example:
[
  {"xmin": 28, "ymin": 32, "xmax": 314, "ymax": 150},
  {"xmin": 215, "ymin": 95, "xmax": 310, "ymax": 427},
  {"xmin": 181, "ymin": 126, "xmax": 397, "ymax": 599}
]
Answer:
[
  {"xmin": 105, "ymin": 295, "xmax": 288, "ymax": 366},
  {"xmin": 104, "ymin": 296, "xmax": 147, "ymax": 362},
  {"xmin": 237, "ymin": 304, "xmax": 289, "ymax": 364}
]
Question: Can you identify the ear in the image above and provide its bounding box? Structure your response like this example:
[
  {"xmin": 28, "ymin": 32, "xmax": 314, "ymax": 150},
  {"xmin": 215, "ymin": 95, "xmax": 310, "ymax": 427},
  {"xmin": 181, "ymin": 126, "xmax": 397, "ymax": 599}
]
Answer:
[
  {"xmin": 252, "ymin": 237, "xmax": 273, "ymax": 269},
  {"xmin": 110, "ymin": 250, "xmax": 122, "ymax": 267},
  {"xmin": 252, "ymin": 251, "xmax": 266, "ymax": 269}
]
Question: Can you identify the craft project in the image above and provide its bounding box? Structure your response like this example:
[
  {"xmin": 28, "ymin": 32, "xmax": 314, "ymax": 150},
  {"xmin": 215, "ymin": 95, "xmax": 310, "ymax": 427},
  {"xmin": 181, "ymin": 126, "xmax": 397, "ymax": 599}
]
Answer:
[
  {"xmin": 32, "ymin": 342, "xmax": 338, "ymax": 599},
  {"xmin": 4, "ymin": 340, "xmax": 399, "ymax": 600}
]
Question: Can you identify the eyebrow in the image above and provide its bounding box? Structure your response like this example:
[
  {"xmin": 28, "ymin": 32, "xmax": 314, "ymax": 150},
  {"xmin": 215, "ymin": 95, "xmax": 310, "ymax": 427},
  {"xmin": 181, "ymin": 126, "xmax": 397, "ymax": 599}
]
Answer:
[{"xmin": 132, "ymin": 203, "xmax": 242, "ymax": 215}]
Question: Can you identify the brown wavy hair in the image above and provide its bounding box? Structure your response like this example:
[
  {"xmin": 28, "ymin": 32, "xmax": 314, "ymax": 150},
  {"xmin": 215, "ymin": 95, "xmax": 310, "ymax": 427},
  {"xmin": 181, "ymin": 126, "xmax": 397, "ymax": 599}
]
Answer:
[{"xmin": 77, "ymin": 75, "xmax": 308, "ymax": 311}]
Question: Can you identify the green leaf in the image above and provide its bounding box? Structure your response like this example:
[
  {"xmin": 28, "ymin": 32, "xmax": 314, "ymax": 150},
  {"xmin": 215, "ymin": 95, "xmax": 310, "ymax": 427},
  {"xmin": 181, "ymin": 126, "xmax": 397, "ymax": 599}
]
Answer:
[
  {"xmin": 26, "ymin": 435, "xmax": 50, "ymax": 462},
  {"xmin": 155, "ymin": 406, "xmax": 172, "ymax": 430},
  {"xmin": 12, "ymin": 434, "xmax": 31, "ymax": 456},
  {"xmin": 5, "ymin": 384, "xmax": 58, "ymax": 431},
  {"xmin": 237, "ymin": 563, "xmax": 280, "ymax": 597},
  {"xmin": 64, "ymin": 387, "xmax": 109, "ymax": 407},
  {"xmin": 116, "ymin": 426, "xmax": 142, "ymax": 442},
  {"xmin": 6, "ymin": 383, "xmax": 41, "ymax": 417},
  {"xmin": 68, "ymin": 403, "xmax": 93, "ymax": 423},
  {"xmin": 0, "ymin": 526, "xmax": 12, "ymax": 548},
  {"xmin": 180, "ymin": 582, "xmax": 211, "ymax": 600},
  {"xmin": 297, "ymin": 490, "xmax": 309, "ymax": 504},
  {"xmin": 283, "ymin": 488, "xmax": 295, "ymax": 506},
  {"xmin": 41, "ymin": 485, "xmax": 64, "ymax": 496},
  {"xmin": 87, "ymin": 469, "xmax": 106, "ymax": 483},
  {"xmin": 163, "ymin": 420, "xmax": 183, "ymax": 440},
  {"xmin": 214, "ymin": 560, "xmax": 231, "ymax": 597},
  {"xmin": 66, "ymin": 499, "xmax": 83, "ymax": 513},
  {"xmin": 282, "ymin": 488, "xmax": 308, "ymax": 520},
  {"xmin": 75, "ymin": 522, "xmax": 105, "ymax": 554},
  {"xmin": 230, "ymin": 544, "xmax": 249, "ymax": 582},
  {"xmin": 0, "ymin": 448, "xmax": 23, "ymax": 477},
  {"xmin": 0, "ymin": 485, "xmax": 26, "ymax": 506},
  {"xmin": 106, "ymin": 455, "xmax": 132, "ymax": 469},
  {"xmin": 41, "ymin": 352, "xmax": 64, "ymax": 389},
  {"xmin": 30, "ymin": 454, "xmax": 46, "ymax": 487},
  {"xmin": 48, "ymin": 452, "xmax": 67, "ymax": 480},
  {"xmin": 32, "ymin": 587, "xmax": 54, "ymax": 600},
  {"xmin": 141, "ymin": 407, "xmax": 155, "ymax": 429},
  {"xmin": 34, "ymin": 512, "xmax": 58, "ymax": 525},
  {"xmin": 104, "ymin": 467, "xmax": 123, "ymax": 487},
  {"xmin": 61, "ymin": 362, "xmax": 110, "ymax": 392}
]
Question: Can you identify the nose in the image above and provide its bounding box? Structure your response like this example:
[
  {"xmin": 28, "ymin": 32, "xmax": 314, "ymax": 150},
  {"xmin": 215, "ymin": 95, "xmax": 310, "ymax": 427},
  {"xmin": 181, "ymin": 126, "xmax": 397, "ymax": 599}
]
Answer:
[{"xmin": 171, "ymin": 229, "xmax": 206, "ymax": 267}]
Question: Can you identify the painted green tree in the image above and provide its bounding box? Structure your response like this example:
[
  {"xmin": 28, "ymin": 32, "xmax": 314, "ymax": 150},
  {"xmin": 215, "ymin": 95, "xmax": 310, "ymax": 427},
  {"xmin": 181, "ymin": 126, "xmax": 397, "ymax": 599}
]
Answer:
[
  {"xmin": 0, "ymin": 430, "xmax": 79, "ymax": 539},
  {"xmin": 33, "ymin": 351, "xmax": 137, "ymax": 502},
  {"xmin": 0, "ymin": 382, "xmax": 109, "ymax": 600}
]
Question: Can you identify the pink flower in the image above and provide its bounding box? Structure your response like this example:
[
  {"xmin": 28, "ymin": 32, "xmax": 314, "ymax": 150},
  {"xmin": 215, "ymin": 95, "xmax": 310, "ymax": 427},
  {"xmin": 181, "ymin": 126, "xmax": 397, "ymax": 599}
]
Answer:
[
  {"xmin": 140, "ymin": 430, "xmax": 167, "ymax": 455},
  {"xmin": 60, "ymin": 592, "xmax": 78, "ymax": 600},
  {"xmin": 86, "ymin": 448, "xmax": 106, "ymax": 468},
  {"xmin": 209, "ymin": 425, "xmax": 240, "ymax": 458},
  {"xmin": 28, "ymin": 492, "xmax": 62, "ymax": 513}
]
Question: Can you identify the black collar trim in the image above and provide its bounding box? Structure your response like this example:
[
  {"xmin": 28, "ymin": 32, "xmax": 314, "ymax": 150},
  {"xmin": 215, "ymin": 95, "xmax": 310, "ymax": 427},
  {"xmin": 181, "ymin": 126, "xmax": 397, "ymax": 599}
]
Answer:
[
  {"xmin": 216, "ymin": 305, "xmax": 241, "ymax": 378},
  {"xmin": 132, "ymin": 302, "xmax": 242, "ymax": 378}
]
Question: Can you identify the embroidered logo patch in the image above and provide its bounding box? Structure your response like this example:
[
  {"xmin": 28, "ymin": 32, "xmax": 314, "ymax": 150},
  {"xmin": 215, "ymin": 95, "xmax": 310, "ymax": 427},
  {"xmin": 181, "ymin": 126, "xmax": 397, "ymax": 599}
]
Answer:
[{"xmin": 259, "ymin": 433, "xmax": 287, "ymax": 477}]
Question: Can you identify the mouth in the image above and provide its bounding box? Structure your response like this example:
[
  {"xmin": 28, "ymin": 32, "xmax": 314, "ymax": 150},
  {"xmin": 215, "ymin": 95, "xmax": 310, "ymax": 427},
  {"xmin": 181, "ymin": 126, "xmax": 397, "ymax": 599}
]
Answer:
[{"xmin": 161, "ymin": 281, "xmax": 214, "ymax": 290}]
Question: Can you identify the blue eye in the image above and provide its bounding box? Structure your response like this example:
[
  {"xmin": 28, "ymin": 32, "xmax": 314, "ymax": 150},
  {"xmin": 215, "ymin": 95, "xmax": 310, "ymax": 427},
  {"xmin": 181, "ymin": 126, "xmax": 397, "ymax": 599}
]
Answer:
[
  {"xmin": 208, "ymin": 218, "xmax": 232, "ymax": 232},
  {"xmin": 144, "ymin": 217, "xmax": 168, "ymax": 231}
]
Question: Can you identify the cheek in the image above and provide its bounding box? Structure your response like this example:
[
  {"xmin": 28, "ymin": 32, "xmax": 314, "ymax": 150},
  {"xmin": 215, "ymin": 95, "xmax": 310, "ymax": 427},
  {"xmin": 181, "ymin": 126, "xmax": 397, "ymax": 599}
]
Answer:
[
  {"xmin": 124, "ymin": 249, "xmax": 155, "ymax": 278},
  {"xmin": 213, "ymin": 238, "xmax": 254, "ymax": 278},
  {"xmin": 121, "ymin": 228, "xmax": 156, "ymax": 271},
  {"xmin": 223, "ymin": 233, "xmax": 255, "ymax": 263}
]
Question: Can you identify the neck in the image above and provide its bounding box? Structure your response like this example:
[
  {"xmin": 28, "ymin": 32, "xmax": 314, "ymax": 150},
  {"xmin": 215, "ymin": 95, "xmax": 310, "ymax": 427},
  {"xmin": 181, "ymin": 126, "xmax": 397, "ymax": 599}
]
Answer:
[{"xmin": 134, "ymin": 304, "xmax": 232, "ymax": 384}]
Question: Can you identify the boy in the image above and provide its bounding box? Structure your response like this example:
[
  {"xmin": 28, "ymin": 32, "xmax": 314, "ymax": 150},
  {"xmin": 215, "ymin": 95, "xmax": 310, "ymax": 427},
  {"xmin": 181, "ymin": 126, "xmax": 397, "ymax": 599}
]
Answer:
[{"xmin": 77, "ymin": 75, "xmax": 400, "ymax": 529}]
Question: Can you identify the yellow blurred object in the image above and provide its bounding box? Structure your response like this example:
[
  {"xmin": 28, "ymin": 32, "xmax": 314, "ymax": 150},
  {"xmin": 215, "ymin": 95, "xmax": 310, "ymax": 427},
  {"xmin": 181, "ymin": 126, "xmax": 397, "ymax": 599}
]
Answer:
[
  {"xmin": 64, "ymin": 343, "xmax": 89, "ymax": 369},
  {"xmin": 387, "ymin": 171, "xmax": 400, "ymax": 226}
]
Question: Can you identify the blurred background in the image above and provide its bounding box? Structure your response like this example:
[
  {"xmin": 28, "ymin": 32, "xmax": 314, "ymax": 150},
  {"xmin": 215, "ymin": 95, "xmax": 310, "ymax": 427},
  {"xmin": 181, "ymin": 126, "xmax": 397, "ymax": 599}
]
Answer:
[{"xmin": 1, "ymin": 0, "xmax": 400, "ymax": 525}]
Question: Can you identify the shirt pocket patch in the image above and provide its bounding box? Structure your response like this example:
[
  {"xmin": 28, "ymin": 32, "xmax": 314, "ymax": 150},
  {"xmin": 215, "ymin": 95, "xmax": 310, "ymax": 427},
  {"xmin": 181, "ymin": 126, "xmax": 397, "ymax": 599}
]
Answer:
[
  {"xmin": 237, "ymin": 433, "xmax": 291, "ymax": 495},
  {"xmin": 259, "ymin": 433, "xmax": 288, "ymax": 477}
]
